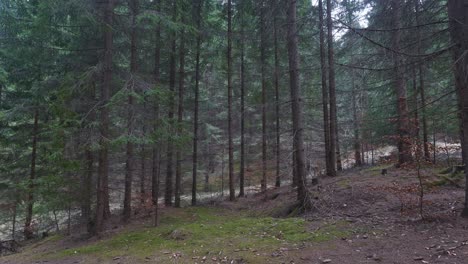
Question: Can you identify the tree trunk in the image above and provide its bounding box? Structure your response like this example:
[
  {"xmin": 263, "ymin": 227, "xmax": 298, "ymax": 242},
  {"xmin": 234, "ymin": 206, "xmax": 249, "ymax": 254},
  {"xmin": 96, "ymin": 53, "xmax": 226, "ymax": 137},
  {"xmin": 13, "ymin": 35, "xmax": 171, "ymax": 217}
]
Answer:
[
  {"xmin": 319, "ymin": 0, "xmax": 334, "ymax": 176},
  {"xmin": 165, "ymin": 0, "xmax": 177, "ymax": 207},
  {"xmin": 95, "ymin": 0, "xmax": 114, "ymax": 235},
  {"xmin": 192, "ymin": 0, "xmax": 202, "ymax": 206},
  {"xmin": 140, "ymin": 99, "xmax": 147, "ymax": 205},
  {"xmin": 391, "ymin": 0, "xmax": 412, "ymax": 165},
  {"xmin": 175, "ymin": 19, "xmax": 186, "ymax": 208},
  {"xmin": 239, "ymin": 1, "xmax": 246, "ymax": 197},
  {"xmin": 273, "ymin": 12, "xmax": 281, "ymax": 188},
  {"xmin": 123, "ymin": 0, "xmax": 138, "ymax": 223},
  {"xmin": 140, "ymin": 147, "xmax": 146, "ymax": 205},
  {"xmin": 12, "ymin": 200, "xmax": 17, "ymax": 240},
  {"xmin": 24, "ymin": 108, "xmax": 39, "ymax": 239},
  {"xmin": 82, "ymin": 149, "xmax": 93, "ymax": 230},
  {"xmin": 326, "ymin": 0, "xmax": 340, "ymax": 174},
  {"xmin": 412, "ymin": 67, "xmax": 421, "ymax": 157},
  {"xmin": 352, "ymin": 71, "xmax": 361, "ymax": 167},
  {"xmin": 227, "ymin": 0, "xmax": 235, "ymax": 201},
  {"xmin": 152, "ymin": 0, "xmax": 161, "ymax": 226},
  {"xmin": 260, "ymin": 1, "xmax": 267, "ymax": 193},
  {"xmin": 287, "ymin": 0, "xmax": 307, "ymax": 207},
  {"xmin": 447, "ymin": 0, "xmax": 468, "ymax": 217},
  {"xmin": 414, "ymin": 0, "xmax": 430, "ymax": 161}
]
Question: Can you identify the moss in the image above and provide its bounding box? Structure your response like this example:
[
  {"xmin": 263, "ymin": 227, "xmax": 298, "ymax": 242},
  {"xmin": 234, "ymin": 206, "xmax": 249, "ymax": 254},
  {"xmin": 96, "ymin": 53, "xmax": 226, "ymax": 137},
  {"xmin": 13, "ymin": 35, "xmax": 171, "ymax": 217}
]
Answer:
[{"xmin": 44, "ymin": 207, "xmax": 349, "ymax": 263}]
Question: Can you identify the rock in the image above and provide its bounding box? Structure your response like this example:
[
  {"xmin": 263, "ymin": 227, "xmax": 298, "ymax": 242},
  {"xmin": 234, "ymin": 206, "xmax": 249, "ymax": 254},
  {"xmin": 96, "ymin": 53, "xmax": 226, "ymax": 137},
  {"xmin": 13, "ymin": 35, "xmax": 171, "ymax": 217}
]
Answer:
[
  {"xmin": 413, "ymin": 256, "xmax": 424, "ymax": 261},
  {"xmin": 168, "ymin": 229, "xmax": 189, "ymax": 240},
  {"xmin": 322, "ymin": 259, "xmax": 332, "ymax": 263},
  {"xmin": 372, "ymin": 254, "xmax": 382, "ymax": 261}
]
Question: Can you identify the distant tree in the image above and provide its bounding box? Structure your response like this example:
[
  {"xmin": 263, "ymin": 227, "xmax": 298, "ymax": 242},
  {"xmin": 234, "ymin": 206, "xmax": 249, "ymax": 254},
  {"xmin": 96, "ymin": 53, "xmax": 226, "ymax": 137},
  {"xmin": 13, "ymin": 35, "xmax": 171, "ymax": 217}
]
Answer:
[
  {"xmin": 287, "ymin": 0, "xmax": 306, "ymax": 207},
  {"xmin": 165, "ymin": 1, "xmax": 177, "ymax": 207},
  {"xmin": 96, "ymin": 0, "xmax": 115, "ymax": 235},
  {"xmin": 227, "ymin": 0, "xmax": 235, "ymax": 201}
]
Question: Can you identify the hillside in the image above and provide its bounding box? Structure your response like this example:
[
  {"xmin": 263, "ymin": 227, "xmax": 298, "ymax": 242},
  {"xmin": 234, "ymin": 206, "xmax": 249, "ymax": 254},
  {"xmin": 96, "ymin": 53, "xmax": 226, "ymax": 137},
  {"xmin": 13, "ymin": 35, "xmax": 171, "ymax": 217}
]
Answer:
[{"xmin": 2, "ymin": 165, "xmax": 468, "ymax": 264}]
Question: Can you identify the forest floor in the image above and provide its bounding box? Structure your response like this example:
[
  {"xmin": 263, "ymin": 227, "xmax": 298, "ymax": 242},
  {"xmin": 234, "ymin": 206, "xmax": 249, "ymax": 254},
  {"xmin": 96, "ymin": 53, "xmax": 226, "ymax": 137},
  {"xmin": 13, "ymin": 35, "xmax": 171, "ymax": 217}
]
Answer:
[{"xmin": 2, "ymin": 164, "xmax": 468, "ymax": 264}]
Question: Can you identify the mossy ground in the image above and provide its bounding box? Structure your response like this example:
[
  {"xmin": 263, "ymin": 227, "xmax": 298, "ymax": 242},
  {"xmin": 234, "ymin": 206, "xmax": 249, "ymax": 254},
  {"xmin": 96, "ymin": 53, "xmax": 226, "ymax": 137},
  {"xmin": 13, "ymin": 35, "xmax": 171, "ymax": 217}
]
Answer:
[
  {"xmin": 362, "ymin": 164, "xmax": 393, "ymax": 176},
  {"xmin": 30, "ymin": 207, "xmax": 349, "ymax": 263}
]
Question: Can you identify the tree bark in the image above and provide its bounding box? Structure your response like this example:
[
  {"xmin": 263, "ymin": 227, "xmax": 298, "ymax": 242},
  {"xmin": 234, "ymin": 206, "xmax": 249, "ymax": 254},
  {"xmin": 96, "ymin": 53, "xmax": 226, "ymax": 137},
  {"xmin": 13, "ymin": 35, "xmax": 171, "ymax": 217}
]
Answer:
[
  {"xmin": 175, "ymin": 18, "xmax": 186, "ymax": 208},
  {"xmin": 319, "ymin": 0, "xmax": 334, "ymax": 176},
  {"xmin": 123, "ymin": 0, "xmax": 138, "ymax": 223},
  {"xmin": 447, "ymin": 0, "xmax": 468, "ymax": 217},
  {"xmin": 81, "ymin": 149, "xmax": 93, "ymax": 230},
  {"xmin": 391, "ymin": 0, "xmax": 412, "ymax": 165},
  {"xmin": 192, "ymin": 0, "xmax": 202, "ymax": 206},
  {"xmin": 95, "ymin": 0, "xmax": 114, "ymax": 235},
  {"xmin": 414, "ymin": 0, "xmax": 430, "ymax": 161},
  {"xmin": 140, "ymin": 98, "xmax": 147, "ymax": 205},
  {"xmin": 140, "ymin": 146, "xmax": 146, "ymax": 205},
  {"xmin": 287, "ymin": 0, "xmax": 307, "ymax": 207},
  {"xmin": 12, "ymin": 199, "xmax": 17, "ymax": 240},
  {"xmin": 352, "ymin": 70, "xmax": 362, "ymax": 167},
  {"xmin": 326, "ymin": 0, "xmax": 340, "ymax": 173},
  {"xmin": 260, "ymin": 1, "xmax": 267, "ymax": 193},
  {"xmin": 152, "ymin": 0, "xmax": 161, "ymax": 226},
  {"xmin": 24, "ymin": 108, "xmax": 39, "ymax": 239},
  {"xmin": 273, "ymin": 11, "xmax": 281, "ymax": 188},
  {"xmin": 165, "ymin": 0, "xmax": 177, "ymax": 207},
  {"xmin": 239, "ymin": 0, "xmax": 246, "ymax": 197},
  {"xmin": 227, "ymin": 0, "xmax": 235, "ymax": 201}
]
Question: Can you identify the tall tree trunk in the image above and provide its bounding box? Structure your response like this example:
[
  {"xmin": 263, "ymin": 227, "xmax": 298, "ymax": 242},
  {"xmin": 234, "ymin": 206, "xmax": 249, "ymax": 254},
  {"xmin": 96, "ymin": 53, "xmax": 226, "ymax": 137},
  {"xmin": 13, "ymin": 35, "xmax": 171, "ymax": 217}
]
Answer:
[
  {"xmin": 24, "ymin": 108, "xmax": 39, "ymax": 239},
  {"xmin": 319, "ymin": 0, "xmax": 334, "ymax": 176},
  {"xmin": 192, "ymin": 0, "xmax": 202, "ymax": 206},
  {"xmin": 326, "ymin": 0, "xmax": 340, "ymax": 173},
  {"xmin": 165, "ymin": 1, "xmax": 177, "ymax": 207},
  {"xmin": 152, "ymin": 0, "xmax": 161, "ymax": 226},
  {"xmin": 391, "ymin": 0, "xmax": 412, "ymax": 165},
  {"xmin": 95, "ymin": 0, "xmax": 114, "ymax": 235},
  {"xmin": 287, "ymin": 0, "xmax": 307, "ymax": 207},
  {"xmin": 227, "ymin": 0, "xmax": 235, "ymax": 201},
  {"xmin": 123, "ymin": 0, "xmax": 138, "ymax": 223},
  {"xmin": 82, "ymin": 149, "xmax": 93, "ymax": 229},
  {"xmin": 273, "ymin": 12, "xmax": 281, "ymax": 188},
  {"xmin": 412, "ymin": 67, "xmax": 421, "ymax": 156},
  {"xmin": 123, "ymin": 0, "xmax": 139, "ymax": 223},
  {"xmin": 175, "ymin": 20, "xmax": 186, "ymax": 208},
  {"xmin": 414, "ymin": 0, "xmax": 429, "ymax": 161},
  {"xmin": 239, "ymin": 0, "xmax": 246, "ymax": 197},
  {"xmin": 140, "ymin": 146, "xmax": 146, "ymax": 204},
  {"xmin": 140, "ymin": 100, "xmax": 147, "ymax": 205},
  {"xmin": 260, "ymin": 1, "xmax": 267, "ymax": 193},
  {"xmin": 351, "ymin": 67, "xmax": 362, "ymax": 167},
  {"xmin": 447, "ymin": 0, "xmax": 468, "ymax": 217},
  {"xmin": 12, "ymin": 199, "xmax": 17, "ymax": 240}
]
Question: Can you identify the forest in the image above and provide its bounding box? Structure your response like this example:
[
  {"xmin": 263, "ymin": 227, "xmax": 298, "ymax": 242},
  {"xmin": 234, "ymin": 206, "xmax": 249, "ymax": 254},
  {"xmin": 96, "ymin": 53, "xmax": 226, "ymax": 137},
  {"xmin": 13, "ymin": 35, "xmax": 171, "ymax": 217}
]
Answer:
[{"xmin": 1, "ymin": 0, "xmax": 468, "ymax": 263}]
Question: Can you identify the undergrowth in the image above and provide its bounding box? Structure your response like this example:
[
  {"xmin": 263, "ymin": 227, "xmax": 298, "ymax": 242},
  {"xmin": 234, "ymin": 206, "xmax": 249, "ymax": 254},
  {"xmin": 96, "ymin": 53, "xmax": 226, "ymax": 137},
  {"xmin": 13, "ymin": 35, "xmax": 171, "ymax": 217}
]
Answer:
[{"xmin": 42, "ymin": 207, "xmax": 349, "ymax": 263}]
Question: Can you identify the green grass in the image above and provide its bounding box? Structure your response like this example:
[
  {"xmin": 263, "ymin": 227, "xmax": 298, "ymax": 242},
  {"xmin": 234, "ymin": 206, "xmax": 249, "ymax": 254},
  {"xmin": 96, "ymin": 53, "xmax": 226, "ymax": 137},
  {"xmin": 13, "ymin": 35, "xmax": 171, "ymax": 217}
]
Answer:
[{"xmin": 44, "ymin": 207, "xmax": 349, "ymax": 263}]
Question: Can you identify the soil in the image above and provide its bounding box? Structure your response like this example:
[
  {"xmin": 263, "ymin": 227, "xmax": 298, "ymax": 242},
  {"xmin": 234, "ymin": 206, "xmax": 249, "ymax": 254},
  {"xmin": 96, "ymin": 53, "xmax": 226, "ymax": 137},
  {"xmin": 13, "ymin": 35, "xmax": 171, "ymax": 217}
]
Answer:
[{"xmin": 2, "ymin": 165, "xmax": 468, "ymax": 264}]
